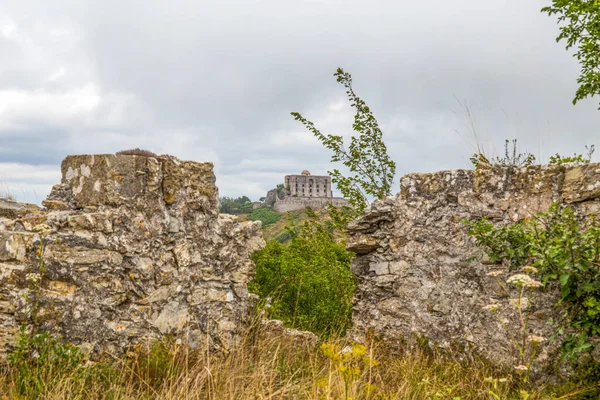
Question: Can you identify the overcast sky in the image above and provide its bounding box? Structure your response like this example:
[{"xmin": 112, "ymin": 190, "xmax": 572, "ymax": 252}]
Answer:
[{"xmin": 1, "ymin": 0, "xmax": 599, "ymax": 204}]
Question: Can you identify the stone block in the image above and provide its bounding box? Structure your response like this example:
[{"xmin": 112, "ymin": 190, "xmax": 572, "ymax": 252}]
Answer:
[{"xmin": 562, "ymin": 164, "xmax": 600, "ymax": 203}]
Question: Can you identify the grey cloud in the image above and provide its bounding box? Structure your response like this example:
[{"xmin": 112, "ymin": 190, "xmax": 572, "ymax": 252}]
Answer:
[
  {"xmin": 1, "ymin": 0, "xmax": 600, "ymax": 203},
  {"xmin": 0, "ymin": 127, "xmax": 70, "ymax": 164}
]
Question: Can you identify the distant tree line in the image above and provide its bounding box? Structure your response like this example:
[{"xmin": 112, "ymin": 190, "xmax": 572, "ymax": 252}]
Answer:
[{"xmin": 219, "ymin": 196, "xmax": 254, "ymax": 214}]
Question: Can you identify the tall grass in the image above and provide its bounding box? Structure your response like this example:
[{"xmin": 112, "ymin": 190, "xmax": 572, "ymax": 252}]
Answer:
[
  {"xmin": 0, "ymin": 183, "xmax": 16, "ymax": 201},
  {"xmin": 0, "ymin": 323, "xmax": 593, "ymax": 400}
]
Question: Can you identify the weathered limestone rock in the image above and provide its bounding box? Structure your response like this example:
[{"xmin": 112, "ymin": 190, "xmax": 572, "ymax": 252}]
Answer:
[
  {"xmin": 0, "ymin": 154, "xmax": 264, "ymax": 357},
  {"xmin": 259, "ymin": 319, "xmax": 319, "ymax": 347},
  {"xmin": 348, "ymin": 163, "xmax": 600, "ymax": 376}
]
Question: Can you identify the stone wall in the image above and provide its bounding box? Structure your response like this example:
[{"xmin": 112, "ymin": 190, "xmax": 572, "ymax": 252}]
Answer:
[
  {"xmin": 273, "ymin": 196, "xmax": 349, "ymax": 213},
  {"xmin": 347, "ymin": 163, "xmax": 600, "ymax": 371},
  {"xmin": 0, "ymin": 154, "xmax": 264, "ymax": 357}
]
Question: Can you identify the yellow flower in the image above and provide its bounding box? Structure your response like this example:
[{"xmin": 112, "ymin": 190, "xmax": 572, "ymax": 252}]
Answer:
[{"xmin": 351, "ymin": 344, "xmax": 367, "ymax": 358}]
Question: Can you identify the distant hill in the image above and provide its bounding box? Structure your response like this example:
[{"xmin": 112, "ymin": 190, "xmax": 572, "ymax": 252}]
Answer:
[{"xmin": 236, "ymin": 207, "xmax": 333, "ymax": 243}]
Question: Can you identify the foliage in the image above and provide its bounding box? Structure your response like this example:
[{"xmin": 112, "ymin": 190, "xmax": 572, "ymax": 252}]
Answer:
[
  {"xmin": 566, "ymin": 354, "xmax": 600, "ymax": 399},
  {"xmin": 542, "ymin": 0, "xmax": 600, "ymax": 108},
  {"xmin": 249, "ymin": 207, "xmax": 356, "ymax": 337},
  {"xmin": 464, "ymin": 203, "xmax": 600, "ymax": 360},
  {"xmin": 325, "ymin": 203, "xmax": 358, "ymax": 231},
  {"xmin": 7, "ymin": 328, "xmax": 85, "ymax": 397},
  {"xmin": 219, "ymin": 195, "xmax": 253, "ymax": 214},
  {"xmin": 247, "ymin": 207, "xmax": 282, "ymax": 227},
  {"xmin": 274, "ymin": 229, "xmax": 292, "ymax": 243},
  {"xmin": 291, "ymin": 68, "xmax": 396, "ymax": 214},
  {"xmin": 470, "ymin": 139, "xmax": 536, "ymax": 170},
  {"xmin": 549, "ymin": 144, "xmax": 596, "ymax": 165}
]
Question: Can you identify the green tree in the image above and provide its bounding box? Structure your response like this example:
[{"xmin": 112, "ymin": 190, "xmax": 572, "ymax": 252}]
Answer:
[
  {"xmin": 291, "ymin": 68, "xmax": 396, "ymax": 213},
  {"xmin": 249, "ymin": 208, "xmax": 356, "ymax": 337},
  {"xmin": 542, "ymin": 1, "xmax": 600, "ymax": 108},
  {"xmin": 219, "ymin": 195, "xmax": 253, "ymax": 214}
]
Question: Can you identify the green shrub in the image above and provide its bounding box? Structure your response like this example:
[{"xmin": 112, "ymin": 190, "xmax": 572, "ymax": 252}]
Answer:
[
  {"xmin": 470, "ymin": 139, "xmax": 536, "ymax": 169},
  {"xmin": 274, "ymin": 230, "xmax": 292, "ymax": 243},
  {"xmin": 549, "ymin": 145, "xmax": 595, "ymax": 166},
  {"xmin": 247, "ymin": 207, "xmax": 282, "ymax": 227},
  {"xmin": 249, "ymin": 214, "xmax": 356, "ymax": 338},
  {"xmin": 464, "ymin": 203, "xmax": 600, "ymax": 360},
  {"xmin": 7, "ymin": 328, "xmax": 85, "ymax": 397}
]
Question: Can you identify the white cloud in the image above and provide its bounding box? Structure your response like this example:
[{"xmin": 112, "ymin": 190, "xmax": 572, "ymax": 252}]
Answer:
[
  {"xmin": 0, "ymin": 163, "xmax": 60, "ymax": 204},
  {"xmin": 46, "ymin": 67, "xmax": 66, "ymax": 82},
  {"xmin": 0, "ymin": 84, "xmax": 100, "ymax": 127}
]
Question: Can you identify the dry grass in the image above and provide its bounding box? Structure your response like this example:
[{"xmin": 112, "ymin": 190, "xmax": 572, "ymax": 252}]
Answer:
[
  {"xmin": 0, "ymin": 325, "xmax": 592, "ymax": 400},
  {"xmin": 0, "ymin": 183, "xmax": 16, "ymax": 201}
]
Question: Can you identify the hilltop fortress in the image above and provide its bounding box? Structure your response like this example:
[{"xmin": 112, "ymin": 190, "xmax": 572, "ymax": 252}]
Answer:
[{"xmin": 265, "ymin": 170, "xmax": 349, "ymax": 213}]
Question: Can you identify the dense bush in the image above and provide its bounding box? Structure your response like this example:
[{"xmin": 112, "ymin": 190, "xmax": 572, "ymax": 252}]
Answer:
[
  {"xmin": 249, "ymin": 213, "xmax": 356, "ymax": 337},
  {"xmin": 247, "ymin": 207, "xmax": 282, "ymax": 227}
]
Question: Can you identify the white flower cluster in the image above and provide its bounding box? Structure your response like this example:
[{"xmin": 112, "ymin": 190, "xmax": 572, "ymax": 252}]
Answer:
[
  {"xmin": 507, "ymin": 274, "xmax": 542, "ymax": 288},
  {"xmin": 524, "ymin": 279, "xmax": 543, "ymax": 288},
  {"xmin": 521, "ymin": 265, "xmax": 538, "ymax": 274},
  {"xmin": 25, "ymin": 273, "xmax": 41, "ymax": 283}
]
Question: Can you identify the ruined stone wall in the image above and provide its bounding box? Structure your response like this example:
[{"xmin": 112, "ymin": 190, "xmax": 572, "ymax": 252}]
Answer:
[
  {"xmin": 347, "ymin": 163, "xmax": 600, "ymax": 371},
  {"xmin": 0, "ymin": 154, "xmax": 264, "ymax": 357},
  {"xmin": 273, "ymin": 196, "xmax": 349, "ymax": 213}
]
